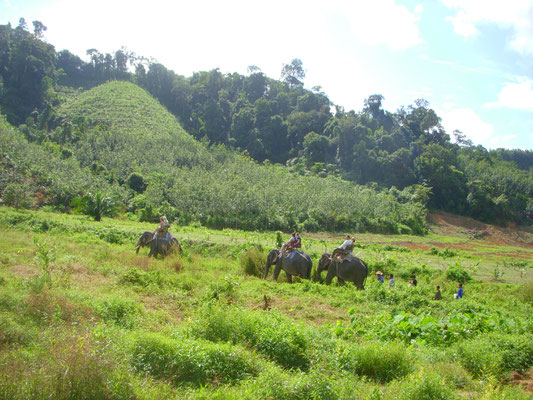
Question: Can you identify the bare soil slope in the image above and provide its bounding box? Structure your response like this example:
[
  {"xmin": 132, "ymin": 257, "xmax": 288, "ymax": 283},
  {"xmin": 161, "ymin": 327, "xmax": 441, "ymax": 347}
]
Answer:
[{"xmin": 427, "ymin": 211, "xmax": 533, "ymax": 249}]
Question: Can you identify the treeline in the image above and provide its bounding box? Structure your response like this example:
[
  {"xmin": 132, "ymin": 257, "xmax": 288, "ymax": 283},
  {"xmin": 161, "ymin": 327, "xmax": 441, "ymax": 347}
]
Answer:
[{"xmin": 0, "ymin": 19, "xmax": 532, "ymax": 225}]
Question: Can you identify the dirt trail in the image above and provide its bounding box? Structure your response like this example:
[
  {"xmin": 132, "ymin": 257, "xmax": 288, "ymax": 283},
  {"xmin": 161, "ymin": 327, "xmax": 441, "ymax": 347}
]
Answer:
[{"xmin": 426, "ymin": 212, "xmax": 533, "ymax": 249}]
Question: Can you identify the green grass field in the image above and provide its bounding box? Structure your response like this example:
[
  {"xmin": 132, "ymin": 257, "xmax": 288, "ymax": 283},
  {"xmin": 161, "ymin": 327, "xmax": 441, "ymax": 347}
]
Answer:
[{"xmin": 1, "ymin": 207, "xmax": 532, "ymax": 399}]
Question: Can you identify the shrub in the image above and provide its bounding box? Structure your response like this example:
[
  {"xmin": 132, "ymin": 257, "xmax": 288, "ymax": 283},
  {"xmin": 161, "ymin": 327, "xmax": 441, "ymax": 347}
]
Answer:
[
  {"xmin": 445, "ymin": 263, "xmax": 472, "ymax": 283},
  {"xmin": 249, "ymin": 367, "xmax": 339, "ymax": 400},
  {"xmin": 240, "ymin": 246, "xmax": 265, "ymax": 277},
  {"xmin": 2, "ymin": 182, "xmax": 33, "ymax": 209},
  {"xmin": 397, "ymin": 369, "xmax": 455, "ymax": 400},
  {"xmin": 71, "ymin": 192, "xmax": 116, "ymax": 221},
  {"xmin": 335, "ymin": 341, "xmax": 413, "ymax": 383},
  {"xmin": 130, "ymin": 333, "xmax": 258, "ymax": 387},
  {"xmin": 516, "ymin": 281, "xmax": 533, "ymax": 304},
  {"xmin": 456, "ymin": 333, "xmax": 533, "ymax": 378},
  {"xmin": 430, "ymin": 362, "xmax": 473, "ymax": 390},
  {"xmin": 188, "ymin": 305, "xmax": 309, "ymax": 370},
  {"xmin": 0, "ymin": 336, "xmax": 135, "ymax": 400},
  {"xmin": 94, "ymin": 295, "xmax": 140, "ymax": 329}
]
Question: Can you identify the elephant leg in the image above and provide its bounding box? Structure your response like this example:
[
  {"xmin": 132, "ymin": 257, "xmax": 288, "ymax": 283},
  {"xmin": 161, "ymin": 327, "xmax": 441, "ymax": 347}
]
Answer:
[
  {"xmin": 337, "ymin": 278, "xmax": 345, "ymax": 286},
  {"xmin": 325, "ymin": 265, "xmax": 335, "ymax": 285},
  {"xmin": 273, "ymin": 263, "xmax": 282, "ymax": 281},
  {"xmin": 286, "ymin": 273, "xmax": 293, "ymax": 283}
]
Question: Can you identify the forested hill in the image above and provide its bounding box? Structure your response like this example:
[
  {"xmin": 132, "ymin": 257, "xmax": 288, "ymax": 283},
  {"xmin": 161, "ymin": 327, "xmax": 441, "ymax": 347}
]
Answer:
[{"xmin": 0, "ymin": 19, "xmax": 532, "ymax": 227}]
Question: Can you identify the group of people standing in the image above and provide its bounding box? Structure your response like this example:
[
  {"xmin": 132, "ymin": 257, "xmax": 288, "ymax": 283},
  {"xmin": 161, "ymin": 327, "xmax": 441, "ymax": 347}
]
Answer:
[{"xmin": 375, "ymin": 270, "xmax": 464, "ymax": 300}]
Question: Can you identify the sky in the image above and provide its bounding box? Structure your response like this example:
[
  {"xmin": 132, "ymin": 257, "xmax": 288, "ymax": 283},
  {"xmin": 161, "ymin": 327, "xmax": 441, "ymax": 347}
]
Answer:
[{"xmin": 2, "ymin": 0, "xmax": 533, "ymax": 150}]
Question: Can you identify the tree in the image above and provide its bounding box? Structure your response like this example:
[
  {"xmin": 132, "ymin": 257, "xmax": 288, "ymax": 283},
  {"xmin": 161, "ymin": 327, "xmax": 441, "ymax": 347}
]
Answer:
[
  {"xmin": 72, "ymin": 193, "xmax": 116, "ymax": 221},
  {"xmin": 303, "ymin": 131, "xmax": 331, "ymax": 165},
  {"xmin": 281, "ymin": 58, "xmax": 305, "ymax": 88},
  {"xmin": 32, "ymin": 21, "xmax": 47, "ymax": 39}
]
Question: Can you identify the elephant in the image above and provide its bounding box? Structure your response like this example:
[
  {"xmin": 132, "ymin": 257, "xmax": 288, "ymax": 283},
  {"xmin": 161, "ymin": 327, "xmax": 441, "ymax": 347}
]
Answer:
[
  {"xmin": 264, "ymin": 249, "xmax": 312, "ymax": 283},
  {"xmin": 135, "ymin": 231, "xmax": 182, "ymax": 258},
  {"xmin": 316, "ymin": 252, "xmax": 368, "ymax": 290}
]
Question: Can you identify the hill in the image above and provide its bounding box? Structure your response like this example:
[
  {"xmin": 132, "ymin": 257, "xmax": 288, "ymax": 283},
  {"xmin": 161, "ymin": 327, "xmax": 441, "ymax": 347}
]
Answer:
[
  {"xmin": 1, "ymin": 80, "xmax": 429, "ymax": 234},
  {"xmin": 56, "ymin": 81, "xmax": 189, "ymax": 138}
]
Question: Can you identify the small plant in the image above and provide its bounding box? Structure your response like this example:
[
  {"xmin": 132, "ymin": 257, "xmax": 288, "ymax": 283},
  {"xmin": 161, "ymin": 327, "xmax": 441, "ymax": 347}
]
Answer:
[
  {"xmin": 492, "ymin": 265, "xmax": 505, "ymax": 281},
  {"xmin": 31, "ymin": 237, "xmax": 56, "ymax": 289}
]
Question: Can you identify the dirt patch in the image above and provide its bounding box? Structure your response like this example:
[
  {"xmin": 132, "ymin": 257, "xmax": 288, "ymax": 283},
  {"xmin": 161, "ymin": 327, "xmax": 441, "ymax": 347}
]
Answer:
[
  {"xmin": 9, "ymin": 264, "xmax": 38, "ymax": 278},
  {"xmin": 427, "ymin": 212, "xmax": 533, "ymax": 249},
  {"xmin": 511, "ymin": 368, "xmax": 533, "ymax": 392}
]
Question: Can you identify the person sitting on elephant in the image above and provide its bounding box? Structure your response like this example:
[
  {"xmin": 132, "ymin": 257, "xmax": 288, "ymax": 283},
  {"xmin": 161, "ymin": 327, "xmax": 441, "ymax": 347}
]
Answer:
[
  {"xmin": 153, "ymin": 216, "xmax": 170, "ymax": 240},
  {"xmin": 275, "ymin": 233, "xmax": 297, "ymax": 262},
  {"xmin": 333, "ymin": 235, "xmax": 355, "ymax": 259},
  {"xmin": 294, "ymin": 232, "xmax": 302, "ymax": 249}
]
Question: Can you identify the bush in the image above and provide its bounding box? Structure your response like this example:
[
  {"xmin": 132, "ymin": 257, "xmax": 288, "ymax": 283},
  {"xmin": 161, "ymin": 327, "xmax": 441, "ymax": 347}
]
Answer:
[
  {"xmin": 516, "ymin": 281, "xmax": 533, "ymax": 304},
  {"xmin": 2, "ymin": 182, "xmax": 33, "ymax": 209},
  {"xmin": 396, "ymin": 369, "xmax": 455, "ymax": 400},
  {"xmin": 0, "ymin": 336, "xmax": 134, "ymax": 400},
  {"xmin": 130, "ymin": 333, "xmax": 259, "ymax": 387},
  {"xmin": 240, "ymin": 246, "xmax": 266, "ymax": 277},
  {"xmin": 335, "ymin": 341, "xmax": 413, "ymax": 382},
  {"xmin": 188, "ymin": 305, "xmax": 309, "ymax": 370},
  {"xmin": 94, "ymin": 296, "xmax": 141, "ymax": 329},
  {"xmin": 445, "ymin": 264, "xmax": 472, "ymax": 283},
  {"xmin": 456, "ymin": 333, "xmax": 533, "ymax": 378},
  {"xmin": 248, "ymin": 367, "xmax": 339, "ymax": 400}
]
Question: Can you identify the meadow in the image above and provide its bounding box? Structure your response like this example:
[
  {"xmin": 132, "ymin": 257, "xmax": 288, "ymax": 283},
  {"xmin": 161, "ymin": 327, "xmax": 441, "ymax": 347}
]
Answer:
[{"xmin": 0, "ymin": 206, "xmax": 532, "ymax": 399}]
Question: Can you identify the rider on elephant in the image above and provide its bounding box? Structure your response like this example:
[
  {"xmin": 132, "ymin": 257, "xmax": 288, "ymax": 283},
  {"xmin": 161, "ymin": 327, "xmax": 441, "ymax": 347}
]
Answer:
[
  {"xmin": 332, "ymin": 235, "xmax": 355, "ymax": 259},
  {"xmin": 153, "ymin": 216, "xmax": 170, "ymax": 240},
  {"xmin": 294, "ymin": 232, "xmax": 302, "ymax": 249},
  {"xmin": 275, "ymin": 233, "xmax": 298, "ymax": 262}
]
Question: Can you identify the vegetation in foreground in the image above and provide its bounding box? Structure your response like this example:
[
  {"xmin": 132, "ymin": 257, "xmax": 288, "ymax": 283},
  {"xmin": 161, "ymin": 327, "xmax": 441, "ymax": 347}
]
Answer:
[{"xmin": 0, "ymin": 206, "xmax": 532, "ymax": 399}]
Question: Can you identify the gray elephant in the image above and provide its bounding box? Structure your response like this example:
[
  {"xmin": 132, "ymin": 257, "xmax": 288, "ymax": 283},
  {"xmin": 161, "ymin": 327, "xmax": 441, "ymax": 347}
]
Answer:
[
  {"xmin": 264, "ymin": 249, "xmax": 312, "ymax": 283},
  {"xmin": 135, "ymin": 231, "xmax": 182, "ymax": 258},
  {"xmin": 316, "ymin": 252, "xmax": 368, "ymax": 290}
]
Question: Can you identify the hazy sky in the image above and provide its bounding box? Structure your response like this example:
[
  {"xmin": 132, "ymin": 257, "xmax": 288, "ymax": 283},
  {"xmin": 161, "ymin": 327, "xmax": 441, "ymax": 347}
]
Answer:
[{"xmin": 2, "ymin": 0, "xmax": 533, "ymax": 150}]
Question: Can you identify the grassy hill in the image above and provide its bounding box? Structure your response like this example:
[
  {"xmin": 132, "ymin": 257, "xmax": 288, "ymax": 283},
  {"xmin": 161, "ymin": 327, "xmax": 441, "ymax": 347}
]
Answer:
[
  {"xmin": 56, "ymin": 81, "xmax": 189, "ymax": 138},
  {"xmin": 0, "ymin": 206, "xmax": 532, "ymax": 399},
  {"xmin": 2, "ymin": 81, "xmax": 429, "ymax": 234}
]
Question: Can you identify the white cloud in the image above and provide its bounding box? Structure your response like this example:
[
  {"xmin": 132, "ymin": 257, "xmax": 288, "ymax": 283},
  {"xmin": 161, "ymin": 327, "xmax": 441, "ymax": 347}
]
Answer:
[
  {"xmin": 338, "ymin": 0, "xmax": 424, "ymax": 51},
  {"xmin": 486, "ymin": 77, "xmax": 533, "ymax": 110},
  {"xmin": 441, "ymin": 0, "xmax": 533, "ymax": 55},
  {"xmin": 439, "ymin": 107, "xmax": 495, "ymax": 147}
]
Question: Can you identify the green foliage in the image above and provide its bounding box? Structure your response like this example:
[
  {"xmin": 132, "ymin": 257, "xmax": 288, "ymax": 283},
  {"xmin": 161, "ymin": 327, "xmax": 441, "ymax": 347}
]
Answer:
[
  {"xmin": 94, "ymin": 295, "xmax": 141, "ymax": 329},
  {"xmin": 456, "ymin": 333, "xmax": 533, "ymax": 378},
  {"xmin": 516, "ymin": 281, "xmax": 533, "ymax": 304},
  {"xmin": 375, "ymin": 309, "xmax": 521, "ymax": 346},
  {"xmin": 396, "ymin": 369, "xmax": 455, "ymax": 400},
  {"xmin": 240, "ymin": 246, "xmax": 265, "ymax": 277},
  {"xmin": 188, "ymin": 305, "xmax": 310, "ymax": 370},
  {"xmin": 2, "ymin": 182, "xmax": 33, "ymax": 209},
  {"xmin": 130, "ymin": 333, "xmax": 259, "ymax": 386},
  {"xmin": 335, "ymin": 341, "xmax": 414, "ymax": 382},
  {"xmin": 0, "ymin": 336, "xmax": 135, "ymax": 400},
  {"xmin": 445, "ymin": 263, "xmax": 472, "ymax": 283},
  {"xmin": 71, "ymin": 192, "xmax": 116, "ymax": 221}
]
